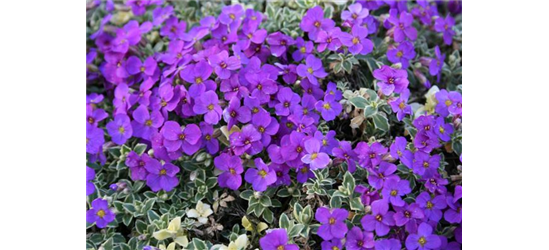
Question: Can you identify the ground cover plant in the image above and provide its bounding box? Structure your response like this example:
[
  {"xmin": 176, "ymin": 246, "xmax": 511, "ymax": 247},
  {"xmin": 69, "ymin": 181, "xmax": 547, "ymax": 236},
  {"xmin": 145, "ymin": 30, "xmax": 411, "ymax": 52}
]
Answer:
[{"xmin": 86, "ymin": 0, "xmax": 462, "ymax": 249}]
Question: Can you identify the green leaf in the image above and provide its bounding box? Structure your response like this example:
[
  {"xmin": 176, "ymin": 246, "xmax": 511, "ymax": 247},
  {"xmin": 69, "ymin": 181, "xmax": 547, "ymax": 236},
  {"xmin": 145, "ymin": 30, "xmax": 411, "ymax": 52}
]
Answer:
[
  {"xmin": 279, "ymin": 213, "xmax": 290, "ymax": 230},
  {"xmin": 263, "ymin": 208, "xmax": 274, "ymax": 223},
  {"xmin": 134, "ymin": 143, "xmax": 148, "ymax": 155},
  {"xmin": 350, "ymin": 96, "xmax": 368, "ymax": 109},
  {"xmin": 342, "ymin": 171, "xmax": 356, "ymax": 195},
  {"xmin": 349, "ymin": 197, "xmax": 365, "ymax": 211},
  {"xmin": 330, "ymin": 196, "xmax": 342, "ymax": 208},
  {"xmin": 122, "ymin": 213, "xmax": 133, "ymax": 226},
  {"xmin": 239, "ymin": 190, "xmax": 253, "ymax": 200},
  {"xmin": 122, "ymin": 203, "xmax": 137, "ymax": 214},
  {"xmin": 147, "ymin": 210, "xmax": 160, "ymax": 223},
  {"xmin": 372, "ymin": 113, "xmax": 390, "ymax": 132},
  {"xmin": 260, "ymin": 196, "xmax": 272, "ymax": 207},
  {"xmin": 363, "ymin": 105, "xmax": 378, "ymax": 117},
  {"xmin": 101, "ymin": 238, "xmax": 113, "ymax": 250}
]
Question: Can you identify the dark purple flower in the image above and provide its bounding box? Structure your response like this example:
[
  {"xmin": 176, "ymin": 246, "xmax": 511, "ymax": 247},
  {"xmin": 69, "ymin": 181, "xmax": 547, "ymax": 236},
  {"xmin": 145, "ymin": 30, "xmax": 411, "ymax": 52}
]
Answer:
[
  {"xmin": 106, "ymin": 114, "xmax": 133, "ymax": 145},
  {"xmin": 387, "ymin": 10, "xmax": 417, "ymax": 42},
  {"xmin": 405, "ymin": 223, "xmax": 441, "ymax": 250},
  {"xmin": 355, "ymin": 185, "xmax": 381, "ymax": 206},
  {"xmin": 259, "ymin": 229, "xmax": 299, "ymax": 250},
  {"xmin": 315, "ymin": 207, "xmax": 349, "ymax": 240},
  {"xmin": 416, "ymin": 192, "xmax": 447, "ymax": 222},
  {"xmin": 340, "ymin": 25, "xmax": 374, "ymax": 55},
  {"xmin": 131, "ymin": 105, "xmax": 164, "ymax": 140},
  {"xmin": 355, "ymin": 141, "xmax": 387, "ymax": 169},
  {"xmin": 125, "ymin": 151, "xmax": 151, "ymax": 181},
  {"xmin": 321, "ymin": 239, "xmax": 343, "ymax": 250},
  {"xmin": 87, "ymin": 105, "xmax": 108, "ymax": 127},
  {"xmin": 193, "ymin": 91, "xmax": 222, "ymax": 125},
  {"xmin": 86, "ymin": 198, "xmax": 115, "ymax": 228},
  {"xmin": 332, "ymin": 140, "xmax": 359, "ymax": 172},
  {"xmin": 375, "ymin": 239, "xmax": 401, "ymax": 250},
  {"xmin": 230, "ymin": 124, "xmax": 263, "ymax": 156},
  {"xmin": 301, "ymin": 78, "xmax": 325, "ymax": 99},
  {"xmin": 412, "ymin": 151, "xmax": 440, "ymax": 178},
  {"xmin": 86, "ymin": 166, "xmax": 96, "ymax": 196},
  {"xmin": 435, "ymin": 89, "xmax": 461, "ymax": 117},
  {"xmin": 341, "ymin": 3, "xmax": 369, "ymax": 25},
  {"xmin": 297, "ymin": 55, "xmax": 328, "ymax": 86},
  {"xmin": 296, "ymin": 165, "xmax": 315, "ymax": 183},
  {"xmin": 422, "ymin": 174, "xmax": 449, "ymax": 194},
  {"xmin": 413, "ymin": 131, "xmax": 439, "ymax": 153},
  {"xmin": 394, "ymin": 203, "xmax": 424, "ymax": 233},
  {"xmin": 345, "ymin": 226, "xmax": 374, "ymax": 250},
  {"xmin": 252, "ymin": 111, "xmax": 279, "ymax": 146},
  {"xmin": 145, "ymin": 160, "xmax": 180, "ymax": 192},
  {"xmin": 315, "ymin": 27, "xmax": 343, "ymax": 52},
  {"xmin": 429, "ymin": 46, "xmax": 445, "ymax": 82},
  {"xmin": 360, "ymin": 199, "xmax": 395, "ymax": 236},
  {"xmin": 434, "ymin": 15, "xmax": 455, "ymax": 45},
  {"xmin": 211, "ymin": 24, "xmax": 239, "ymax": 45},
  {"xmin": 275, "ymin": 63, "xmax": 298, "ymax": 84},
  {"xmin": 302, "ymin": 138, "xmax": 331, "ymax": 170},
  {"xmin": 387, "ymin": 41, "xmax": 416, "ymax": 68},
  {"xmin": 214, "ymin": 153, "xmax": 243, "ymax": 190},
  {"xmin": 382, "ymin": 178, "xmax": 411, "ymax": 207},
  {"xmin": 244, "ymin": 158, "xmax": 276, "ymax": 191},
  {"xmin": 160, "ymin": 17, "xmax": 186, "ymax": 40},
  {"xmin": 367, "ymin": 161, "xmax": 398, "ymax": 190},
  {"xmin": 223, "ymin": 97, "xmax": 252, "ymax": 129},
  {"xmin": 162, "ymin": 121, "xmax": 201, "ymax": 155},
  {"xmin": 434, "ymin": 117, "xmax": 453, "ymax": 142},
  {"xmin": 373, "ymin": 65, "xmax": 409, "ymax": 96},
  {"xmin": 292, "ymin": 37, "xmax": 314, "ymax": 61},
  {"xmin": 127, "ymin": 0, "xmax": 150, "ymax": 16},
  {"xmin": 411, "ymin": 1, "xmax": 438, "ymax": 25},
  {"xmin": 181, "ymin": 60, "xmax": 216, "ymax": 96},
  {"xmin": 389, "ymin": 136, "xmax": 413, "ymax": 168},
  {"xmin": 389, "ymin": 89, "xmax": 412, "ymax": 121},
  {"xmin": 267, "ymin": 32, "xmax": 295, "ymax": 57},
  {"xmin": 300, "ymin": 6, "xmax": 334, "ymax": 40},
  {"xmin": 244, "ymin": 95, "xmax": 269, "ymax": 120},
  {"xmin": 315, "ymin": 94, "xmax": 342, "ymax": 121},
  {"xmin": 275, "ymin": 87, "xmax": 301, "ymax": 116},
  {"xmin": 208, "ymin": 50, "xmax": 242, "ymax": 79},
  {"xmin": 271, "ymin": 163, "xmax": 291, "ymax": 186},
  {"xmin": 444, "ymin": 195, "xmax": 462, "ymax": 223},
  {"xmin": 86, "ymin": 123, "xmax": 104, "ymax": 154},
  {"xmin": 198, "ymin": 122, "xmax": 218, "ymax": 154}
]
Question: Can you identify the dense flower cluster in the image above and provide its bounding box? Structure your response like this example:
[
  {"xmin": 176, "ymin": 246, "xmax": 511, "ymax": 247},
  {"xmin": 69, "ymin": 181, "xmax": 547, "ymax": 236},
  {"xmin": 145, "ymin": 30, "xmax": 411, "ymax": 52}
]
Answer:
[{"xmin": 86, "ymin": 0, "xmax": 461, "ymax": 249}]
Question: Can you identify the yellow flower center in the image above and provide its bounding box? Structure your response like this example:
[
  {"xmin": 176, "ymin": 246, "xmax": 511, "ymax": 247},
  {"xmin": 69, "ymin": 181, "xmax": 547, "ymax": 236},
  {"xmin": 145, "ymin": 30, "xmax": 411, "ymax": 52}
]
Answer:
[
  {"xmin": 329, "ymin": 217, "xmax": 336, "ymax": 225},
  {"xmin": 247, "ymin": 33, "xmax": 253, "ymax": 39},
  {"xmin": 259, "ymin": 126, "xmax": 265, "ymax": 133},
  {"xmin": 352, "ymin": 13, "xmax": 358, "ymax": 19},
  {"xmin": 396, "ymin": 51, "xmax": 403, "ymax": 58},
  {"xmin": 97, "ymin": 209, "xmax": 106, "ymax": 218},
  {"xmin": 140, "ymin": 66, "xmax": 145, "ymax": 72},
  {"xmin": 423, "ymin": 161, "xmax": 429, "ymax": 168},
  {"xmin": 445, "ymin": 100, "xmax": 452, "ymax": 106},
  {"xmin": 296, "ymin": 146, "xmax": 303, "ymax": 153},
  {"xmin": 207, "ymin": 104, "xmax": 214, "ymax": 111},
  {"xmin": 205, "ymin": 134, "xmax": 211, "ymax": 140},
  {"xmin": 426, "ymin": 201, "xmax": 434, "ymax": 209},
  {"xmin": 390, "ymin": 190, "xmax": 397, "ymax": 196},
  {"xmin": 118, "ymin": 126, "xmax": 125, "ymax": 134},
  {"xmin": 252, "ymin": 107, "xmax": 259, "ymax": 113},
  {"xmin": 399, "ymin": 102, "xmax": 406, "ymax": 109},
  {"xmin": 300, "ymin": 47, "xmax": 306, "ymax": 53},
  {"xmin": 322, "ymin": 139, "xmax": 327, "ymax": 146},
  {"xmin": 375, "ymin": 214, "xmax": 383, "ymax": 221},
  {"xmin": 352, "ymin": 37, "xmax": 359, "ymax": 45},
  {"xmin": 195, "ymin": 77, "xmax": 203, "ymax": 84},
  {"xmin": 300, "ymin": 166, "xmax": 309, "ymax": 173},
  {"xmin": 323, "ymin": 103, "xmax": 331, "ymax": 110},
  {"xmin": 314, "ymin": 21, "xmax": 321, "ymax": 27},
  {"xmin": 311, "ymin": 153, "xmax": 318, "ymax": 160},
  {"xmin": 439, "ymin": 126, "xmax": 445, "ymax": 134},
  {"xmin": 277, "ymin": 246, "xmax": 285, "ymax": 250},
  {"xmin": 145, "ymin": 119, "xmax": 153, "ymax": 126},
  {"xmin": 230, "ymin": 168, "xmax": 236, "ymax": 174},
  {"xmin": 418, "ymin": 236, "xmax": 427, "ymax": 247},
  {"xmin": 179, "ymin": 134, "xmax": 186, "ymax": 140},
  {"xmin": 259, "ymin": 170, "xmax": 268, "ymax": 177},
  {"xmin": 220, "ymin": 62, "xmax": 227, "ymax": 68},
  {"xmin": 332, "ymin": 247, "xmax": 340, "ymax": 250},
  {"xmin": 229, "ymin": 13, "xmax": 236, "ymax": 19},
  {"xmin": 160, "ymin": 169, "xmax": 167, "ymax": 175},
  {"xmin": 307, "ymin": 67, "xmax": 314, "ymax": 74}
]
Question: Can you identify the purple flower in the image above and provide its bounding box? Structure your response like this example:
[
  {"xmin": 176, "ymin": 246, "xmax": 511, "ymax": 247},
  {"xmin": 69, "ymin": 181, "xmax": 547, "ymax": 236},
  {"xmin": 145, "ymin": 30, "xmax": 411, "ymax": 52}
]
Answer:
[
  {"xmin": 125, "ymin": 151, "xmax": 151, "ymax": 181},
  {"xmin": 302, "ymin": 138, "xmax": 331, "ymax": 170},
  {"xmin": 416, "ymin": 192, "xmax": 447, "ymax": 222},
  {"xmin": 130, "ymin": 78, "xmax": 155, "ymax": 106},
  {"xmin": 332, "ymin": 140, "xmax": 359, "ymax": 172},
  {"xmin": 382, "ymin": 178, "xmax": 411, "ymax": 207},
  {"xmin": 244, "ymin": 95, "xmax": 268, "ymax": 120},
  {"xmin": 86, "ymin": 123, "xmax": 104, "ymax": 154},
  {"xmin": 182, "ymin": 26, "xmax": 209, "ymax": 48},
  {"xmin": 367, "ymin": 161, "xmax": 398, "ymax": 190},
  {"xmin": 292, "ymin": 37, "xmax": 314, "ymax": 61},
  {"xmin": 259, "ymin": 229, "xmax": 299, "ymax": 250},
  {"xmin": 315, "ymin": 27, "xmax": 343, "ymax": 52},
  {"xmin": 429, "ymin": 46, "xmax": 445, "ymax": 82},
  {"xmin": 405, "ymin": 223, "xmax": 441, "ymax": 250},
  {"xmin": 321, "ymin": 239, "xmax": 343, "ymax": 250},
  {"xmin": 373, "ymin": 65, "xmax": 409, "ymax": 96},
  {"xmin": 345, "ymin": 226, "xmax": 374, "ymax": 250},
  {"xmin": 252, "ymin": 111, "xmax": 279, "ymax": 146},
  {"xmin": 106, "ymin": 114, "xmax": 133, "ymax": 145},
  {"xmin": 454, "ymin": 185, "xmax": 462, "ymax": 203},
  {"xmin": 220, "ymin": 74, "xmax": 249, "ymax": 101},
  {"xmin": 300, "ymin": 6, "xmax": 334, "ymax": 40},
  {"xmin": 214, "ymin": 153, "xmax": 243, "ymax": 190},
  {"xmin": 340, "ymin": 25, "xmax": 374, "ymax": 55},
  {"xmin": 341, "ymin": 3, "xmax": 369, "ymax": 25},
  {"xmin": 275, "ymin": 63, "xmax": 298, "ymax": 84},
  {"xmin": 126, "ymin": 56, "xmax": 157, "ymax": 78},
  {"xmin": 434, "ymin": 15, "xmax": 455, "ymax": 45},
  {"xmin": 239, "ymin": 23, "xmax": 267, "ymax": 50},
  {"xmin": 375, "ymin": 239, "xmax": 401, "ymax": 250},
  {"xmin": 389, "ymin": 89, "xmax": 412, "ymax": 121},
  {"xmin": 275, "ymin": 87, "xmax": 301, "ymax": 116},
  {"xmin": 296, "ymin": 165, "xmax": 315, "ymax": 183},
  {"xmin": 394, "ymin": 203, "xmax": 424, "ymax": 233},
  {"xmin": 360, "ymin": 199, "xmax": 395, "ymax": 236},
  {"xmin": 193, "ymin": 91, "xmax": 222, "ymax": 125},
  {"xmin": 413, "ymin": 131, "xmax": 439, "ymax": 153},
  {"xmin": 208, "ymin": 50, "xmax": 241, "ymax": 79},
  {"xmin": 271, "ymin": 164, "xmax": 291, "ymax": 186},
  {"xmin": 355, "ymin": 141, "xmax": 387, "ymax": 169},
  {"xmin": 387, "ymin": 10, "xmax": 417, "ymax": 42},
  {"xmin": 131, "ymin": 105, "xmax": 164, "ymax": 140},
  {"xmin": 315, "ymin": 94, "xmax": 342, "ymax": 121},
  {"xmin": 444, "ymin": 195, "xmax": 462, "ymax": 224},
  {"xmin": 152, "ymin": 5, "xmax": 174, "ymax": 26},
  {"xmin": 297, "ymin": 55, "xmax": 328, "ymax": 86},
  {"xmin": 230, "ymin": 124, "xmax": 263, "ymax": 156},
  {"xmin": 389, "ymin": 136, "xmax": 413, "ymax": 168},
  {"xmin": 411, "ymin": 1, "xmax": 438, "ymax": 25},
  {"xmin": 162, "ymin": 121, "xmax": 201, "ymax": 155},
  {"xmin": 387, "ymin": 41, "xmax": 416, "ymax": 68},
  {"xmin": 412, "ymin": 151, "xmax": 440, "ymax": 178},
  {"xmin": 422, "ymin": 174, "xmax": 449, "ymax": 194},
  {"xmin": 160, "ymin": 17, "xmax": 186, "ymax": 40},
  {"xmin": 436, "ymin": 89, "xmax": 463, "ymax": 117},
  {"xmin": 181, "ymin": 60, "xmax": 216, "ymax": 96},
  {"xmin": 145, "ymin": 160, "xmax": 180, "ymax": 192},
  {"xmin": 267, "ymin": 31, "xmax": 295, "ymax": 57},
  {"xmin": 355, "ymin": 185, "xmax": 381, "ymax": 206},
  {"xmin": 219, "ymin": 4, "xmax": 244, "ymax": 26},
  {"xmin": 326, "ymin": 82, "xmax": 342, "ymax": 101},
  {"xmin": 86, "ymin": 166, "xmax": 96, "ymax": 196},
  {"xmin": 199, "ymin": 122, "xmax": 218, "ymax": 154},
  {"xmin": 86, "ymin": 198, "xmax": 115, "ymax": 228},
  {"xmin": 87, "ymin": 105, "xmax": 108, "ymax": 127},
  {"xmin": 223, "ymin": 97, "xmax": 251, "ymax": 129},
  {"xmin": 127, "ymin": 0, "xmax": 150, "ymax": 16},
  {"xmin": 247, "ymin": 71, "xmax": 279, "ymax": 104},
  {"xmin": 434, "ymin": 117, "xmax": 453, "ymax": 142},
  {"xmin": 280, "ymin": 131, "xmax": 307, "ymax": 163},
  {"xmin": 244, "ymin": 158, "xmax": 276, "ymax": 191},
  {"xmin": 315, "ymin": 207, "xmax": 349, "ymax": 240}
]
